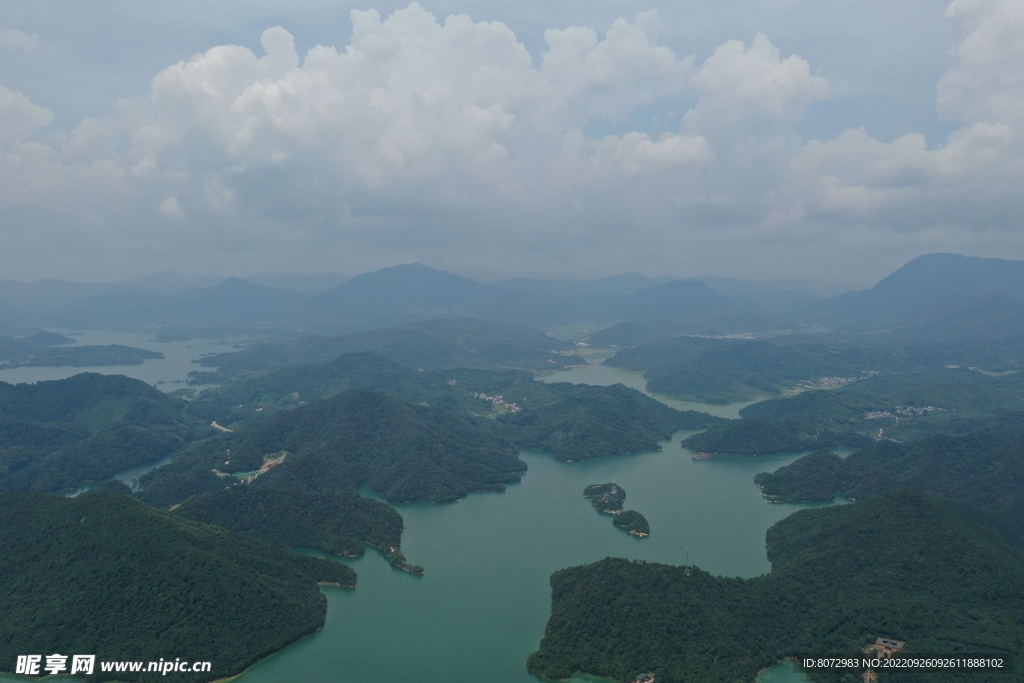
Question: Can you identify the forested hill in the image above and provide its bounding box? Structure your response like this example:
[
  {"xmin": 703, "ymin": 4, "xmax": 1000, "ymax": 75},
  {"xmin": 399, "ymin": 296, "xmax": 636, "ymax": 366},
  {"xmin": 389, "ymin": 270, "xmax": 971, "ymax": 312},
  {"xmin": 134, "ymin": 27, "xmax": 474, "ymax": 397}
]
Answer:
[
  {"xmin": 189, "ymin": 352, "xmax": 722, "ymax": 460},
  {"xmin": 605, "ymin": 338, "xmax": 893, "ymax": 403},
  {"xmin": 681, "ymin": 369, "xmax": 1024, "ymax": 455},
  {"xmin": 754, "ymin": 430, "xmax": 1024, "ymax": 524},
  {"xmin": 0, "ymin": 491, "xmax": 353, "ymax": 683},
  {"xmin": 190, "ymin": 317, "xmax": 581, "ymax": 382},
  {"xmin": 138, "ymin": 388, "xmax": 526, "ymax": 507},
  {"xmin": 529, "ymin": 489, "xmax": 1024, "ymax": 683},
  {"xmin": 604, "ymin": 333, "xmax": 1024, "ymax": 405},
  {"xmin": 0, "ymin": 373, "xmax": 208, "ymax": 493},
  {"xmin": 502, "ymin": 383, "xmax": 725, "ymax": 461},
  {"xmin": 173, "ymin": 486, "xmax": 421, "ymax": 573}
]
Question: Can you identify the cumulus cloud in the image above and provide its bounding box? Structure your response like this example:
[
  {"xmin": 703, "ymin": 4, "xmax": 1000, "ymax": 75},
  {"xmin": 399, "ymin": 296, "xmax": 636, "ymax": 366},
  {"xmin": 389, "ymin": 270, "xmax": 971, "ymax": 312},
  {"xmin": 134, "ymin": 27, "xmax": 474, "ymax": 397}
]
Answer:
[
  {"xmin": 0, "ymin": 84, "xmax": 54, "ymax": 143},
  {"xmin": 0, "ymin": 27, "xmax": 39, "ymax": 52},
  {"xmin": 783, "ymin": 0, "xmax": 1024, "ymax": 235},
  {"xmin": 938, "ymin": 0, "xmax": 1024, "ymax": 126},
  {"xmin": 1, "ymin": 1, "xmax": 1023, "ymax": 282},
  {"xmin": 683, "ymin": 33, "xmax": 829, "ymax": 140}
]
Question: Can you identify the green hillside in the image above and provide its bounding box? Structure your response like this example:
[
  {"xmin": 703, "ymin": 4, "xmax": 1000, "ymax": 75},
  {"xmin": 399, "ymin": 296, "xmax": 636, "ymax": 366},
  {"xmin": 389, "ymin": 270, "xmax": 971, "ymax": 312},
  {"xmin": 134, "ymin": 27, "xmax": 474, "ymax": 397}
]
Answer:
[
  {"xmin": 681, "ymin": 369, "xmax": 1024, "ymax": 455},
  {"xmin": 174, "ymin": 486, "xmax": 421, "ymax": 573},
  {"xmin": 529, "ymin": 489, "xmax": 1024, "ymax": 683},
  {"xmin": 0, "ymin": 491, "xmax": 353, "ymax": 682},
  {"xmin": 190, "ymin": 317, "xmax": 580, "ymax": 382},
  {"xmin": 138, "ymin": 388, "xmax": 525, "ymax": 507},
  {"xmin": 502, "ymin": 383, "xmax": 724, "ymax": 461},
  {"xmin": 190, "ymin": 353, "xmax": 720, "ymax": 460},
  {"xmin": 755, "ymin": 429, "xmax": 1024, "ymax": 527},
  {"xmin": 0, "ymin": 373, "xmax": 207, "ymax": 493}
]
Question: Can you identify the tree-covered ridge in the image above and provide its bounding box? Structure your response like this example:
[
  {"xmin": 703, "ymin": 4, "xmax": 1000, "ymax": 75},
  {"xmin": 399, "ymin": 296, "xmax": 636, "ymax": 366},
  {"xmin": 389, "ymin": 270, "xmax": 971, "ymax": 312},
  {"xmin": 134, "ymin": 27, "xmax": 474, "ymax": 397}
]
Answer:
[
  {"xmin": 529, "ymin": 490, "xmax": 1024, "ymax": 683},
  {"xmin": 682, "ymin": 417, "xmax": 868, "ymax": 455},
  {"xmin": 139, "ymin": 387, "xmax": 526, "ymax": 507},
  {"xmin": 503, "ymin": 383, "xmax": 724, "ymax": 461},
  {"xmin": 0, "ymin": 373, "xmax": 208, "ymax": 493},
  {"xmin": 189, "ymin": 351, "xmax": 722, "ymax": 460},
  {"xmin": 604, "ymin": 332, "xmax": 1024, "ymax": 404},
  {"xmin": 753, "ymin": 449, "xmax": 848, "ymax": 502},
  {"xmin": 755, "ymin": 430, "xmax": 1024, "ymax": 524},
  {"xmin": 741, "ymin": 370, "xmax": 1024, "ymax": 441},
  {"xmin": 190, "ymin": 352, "xmax": 434, "ymax": 420},
  {"xmin": 681, "ymin": 369, "xmax": 1024, "ymax": 455},
  {"xmin": 174, "ymin": 486, "xmax": 423, "ymax": 573},
  {"xmin": 190, "ymin": 317, "xmax": 581, "ymax": 383},
  {"xmin": 606, "ymin": 338, "xmax": 899, "ymax": 403},
  {"xmin": 0, "ymin": 490, "xmax": 353, "ymax": 683}
]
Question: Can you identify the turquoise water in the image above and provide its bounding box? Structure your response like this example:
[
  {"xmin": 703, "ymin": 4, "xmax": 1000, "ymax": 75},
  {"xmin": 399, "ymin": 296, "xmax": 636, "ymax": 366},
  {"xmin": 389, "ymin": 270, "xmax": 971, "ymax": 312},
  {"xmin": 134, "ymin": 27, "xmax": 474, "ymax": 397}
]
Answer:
[
  {"xmin": 539, "ymin": 360, "xmax": 759, "ymax": 419},
  {"xmin": 3, "ymin": 356, "xmax": 815, "ymax": 683},
  {"xmin": 237, "ymin": 440, "xmax": 826, "ymax": 683},
  {"xmin": 232, "ymin": 358, "xmax": 816, "ymax": 683}
]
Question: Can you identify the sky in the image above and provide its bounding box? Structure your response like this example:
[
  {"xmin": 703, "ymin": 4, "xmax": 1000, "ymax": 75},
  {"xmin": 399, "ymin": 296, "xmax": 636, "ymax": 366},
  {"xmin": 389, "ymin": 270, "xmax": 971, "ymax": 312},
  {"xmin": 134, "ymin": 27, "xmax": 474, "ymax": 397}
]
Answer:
[{"xmin": 1, "ymin": 0, "xmax": 1023, "ymax": 287}]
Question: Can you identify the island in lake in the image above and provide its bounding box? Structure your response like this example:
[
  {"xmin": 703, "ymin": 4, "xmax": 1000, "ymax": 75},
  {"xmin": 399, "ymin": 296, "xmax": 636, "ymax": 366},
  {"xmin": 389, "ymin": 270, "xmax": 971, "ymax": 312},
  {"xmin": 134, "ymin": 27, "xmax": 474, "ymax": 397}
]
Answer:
[
  {"xmin": 584, "ymin": 483, "xmax": 649, "ymax": 537},
  {"xmin": 583, "ymin": 482, "xmax": 625, "ymax": 512}
]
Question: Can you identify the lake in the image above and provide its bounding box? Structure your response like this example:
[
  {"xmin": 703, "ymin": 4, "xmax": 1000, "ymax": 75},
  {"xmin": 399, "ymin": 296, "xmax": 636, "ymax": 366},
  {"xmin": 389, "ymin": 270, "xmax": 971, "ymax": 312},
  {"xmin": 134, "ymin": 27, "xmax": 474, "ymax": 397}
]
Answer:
[
  {"xmin": 539, "ymin": 360, "xmax": 760, "ymax": 419},
  {"xmin": 0, "ymin": 329, "xmax": 250, "ymax": 391},
  {"xmin": 0, "ymin": 353, "xmax": 812, "ymax": 682},
  {"xmin": 0, "ymin": 329, "xmax": 249, "ymax": 495},
  {"xmin": 235, "ymin": 360, "xmax": 815, "ymax": 683}
]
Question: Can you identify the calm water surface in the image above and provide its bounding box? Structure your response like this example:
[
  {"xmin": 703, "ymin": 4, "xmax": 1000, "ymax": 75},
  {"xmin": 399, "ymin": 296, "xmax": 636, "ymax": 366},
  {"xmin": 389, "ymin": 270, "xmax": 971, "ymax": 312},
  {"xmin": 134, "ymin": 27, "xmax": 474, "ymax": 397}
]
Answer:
[
  {"xmin": 539, "ymin": 360, "xmax": 760, "ymax": 419},
  {"xmin": 238, "ymin": 359, "xmax": 817, "ymax": 683},
  {"xmin": 0, "ymin": 330, "xmax": 250, "ymax": 495},
  {"xmin": 0, "ymin": 354, "xmax": 812, "ymax": 682},
  {"xmin": 0, "ymin": 329, "xmax": 250, "ymax": 391}
]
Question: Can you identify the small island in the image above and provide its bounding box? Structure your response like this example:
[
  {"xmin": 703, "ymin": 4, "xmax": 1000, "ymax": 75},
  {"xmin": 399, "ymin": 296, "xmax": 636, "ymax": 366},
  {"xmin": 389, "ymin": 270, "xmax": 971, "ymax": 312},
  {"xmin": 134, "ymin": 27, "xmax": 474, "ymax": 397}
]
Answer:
[
  {"xmin": 583, "ymin": 482, "xmax": 625, "ymax": 513},
  {"xmin": 583, "ymin": 483, "xmax": 649, "ymax": 537},
  {"xmin": 613, "ymin": 510, "xmax": 650, "ymax": 537}
]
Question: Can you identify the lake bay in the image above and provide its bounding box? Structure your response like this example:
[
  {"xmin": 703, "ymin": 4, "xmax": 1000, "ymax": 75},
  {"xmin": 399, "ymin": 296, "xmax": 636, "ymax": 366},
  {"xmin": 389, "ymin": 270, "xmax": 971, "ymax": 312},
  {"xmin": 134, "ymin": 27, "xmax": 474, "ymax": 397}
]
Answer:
[{"xmin": 237, "ymin": 361, "xmax": 820, "ymax": 683}]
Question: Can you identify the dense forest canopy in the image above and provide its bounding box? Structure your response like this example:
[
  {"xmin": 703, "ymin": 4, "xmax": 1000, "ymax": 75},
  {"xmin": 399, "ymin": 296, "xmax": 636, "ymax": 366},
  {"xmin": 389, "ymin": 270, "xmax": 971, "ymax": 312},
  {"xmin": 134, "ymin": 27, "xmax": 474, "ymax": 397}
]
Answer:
[
  {"xmin": 755, "ymin": 429, "xmax": 1024, "ymax": 527},
  {"xmin": 190, "ymin": 317, "xmax": 580, "ymax": 382},
  {"xmin": 139, "ymin": 387, "xmax": 526, "ymax": 507},
  {"xmin": 584, "ymin": 482, "xmax": 626, "ymax": 512},
  {"xmin": 681, "ymin": 369, "xmax": 1024, "ymax": 455},
  {"xmin": 606, "ymin": 334, "xmax": 1024, "ymax": 404},
  {"xmin": 189, "ymin": 351, "xmax": 720, "ymax": 460},
  {"xmin": 529, "ymin": 489, "xmax": 1024, "ymax": 683},
  {"xmin": 0, "ymin": 373, "xmax": 208, "ymax": 493},
  {"xmin": 6, "ymin": 261, "xmax": 1024, "ymax": 682},
  {"xmin": 504, "ymin": 383, "xmax": 723, "ymax": 461},
  {"xmin": 0, "ymin": 491, "xmax": 353, "ymax": 682}
]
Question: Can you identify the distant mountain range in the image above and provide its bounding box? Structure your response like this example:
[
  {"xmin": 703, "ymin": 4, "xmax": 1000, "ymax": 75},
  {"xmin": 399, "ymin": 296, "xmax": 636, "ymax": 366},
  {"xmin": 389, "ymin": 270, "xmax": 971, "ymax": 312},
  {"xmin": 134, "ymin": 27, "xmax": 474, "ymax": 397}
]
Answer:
[
  {"xmin": 804, "ymin": 253, "xmax": 1024, "ymax": 340},
  {"xmin": 2, "ymin": 253, "xmax": 1023, "ymax": 343}
]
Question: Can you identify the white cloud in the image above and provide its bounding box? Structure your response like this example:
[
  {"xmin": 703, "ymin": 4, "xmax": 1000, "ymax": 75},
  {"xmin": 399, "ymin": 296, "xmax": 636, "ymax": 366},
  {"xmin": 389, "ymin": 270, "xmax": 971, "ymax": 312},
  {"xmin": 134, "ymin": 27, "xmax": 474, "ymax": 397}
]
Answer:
[
  {"xmin": 682, "ymin": 33, "xmax": 830, "ymax": 141},
  {"xmin": 159, "ymin": 195, "xmax": 186, "ymax": 220},
  {"xmin": 0, "ymin": 84, "xmax": 54, "ymax": 143},
  {"xmin": 938, "ymin": 0, "xmax": 1024, "ymax": 126},
  {"xmin": 0, "ymin": 27, "xmax": 39, "ymax": 52},
  {"xmin": 1, "ymin": 1, "xmax": 1024, "ymax": 283},
  {"xmin": 782, "ymin": 0, "xmax": 1024, "ymax": 233}
]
